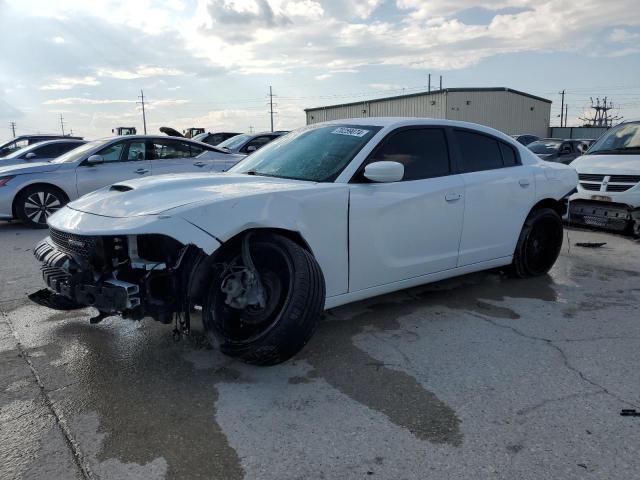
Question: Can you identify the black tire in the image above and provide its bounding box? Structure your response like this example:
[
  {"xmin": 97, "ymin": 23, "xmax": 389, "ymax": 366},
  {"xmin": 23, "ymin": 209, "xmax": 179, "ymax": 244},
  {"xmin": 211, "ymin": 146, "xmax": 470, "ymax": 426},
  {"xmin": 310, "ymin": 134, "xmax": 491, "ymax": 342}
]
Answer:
[
  {"xmin": 202, "ymin": 234, "xmax": 325, "ymax": 365},
  {"xmin": 15, "ymin": 185, "xmax": 68, "ymax": 229},
  {"xmin": 509, "ymin": 208, "xmax": 563, "ymax": 278}
]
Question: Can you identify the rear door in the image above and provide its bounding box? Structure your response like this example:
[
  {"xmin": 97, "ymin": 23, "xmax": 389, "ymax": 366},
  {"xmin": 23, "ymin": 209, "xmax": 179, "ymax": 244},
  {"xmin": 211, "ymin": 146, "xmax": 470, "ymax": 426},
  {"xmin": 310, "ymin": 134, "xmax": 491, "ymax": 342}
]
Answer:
[
  {"xmin": 149, "ymin": 138, "xmax": 218, "ymax": 175},
  {"xmin": 75, "ymin": 140, "xmax": 152, "ymax": 196},
  {"xmin": 453, "ymin": 129, "xmax": 534, "ymax": 266},
  {"xmin": 349, "ymin": 127, "xmax": 465, "ymax": 291}
]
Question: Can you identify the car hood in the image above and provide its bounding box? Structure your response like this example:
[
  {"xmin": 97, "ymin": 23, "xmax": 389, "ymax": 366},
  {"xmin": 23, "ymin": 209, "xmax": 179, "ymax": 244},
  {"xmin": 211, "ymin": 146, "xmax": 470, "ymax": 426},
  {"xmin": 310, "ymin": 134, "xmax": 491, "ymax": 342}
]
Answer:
[
  {"xmin": 67, "ymin": 173, "xmax": 321, "ymax": 218},
  {"xmin": 570, "ymin": 154, "xmax": 640, "ymax": 175},
  {"xmin": 0, "ymin": 161, "xmax": 62, "ymax": 176}
]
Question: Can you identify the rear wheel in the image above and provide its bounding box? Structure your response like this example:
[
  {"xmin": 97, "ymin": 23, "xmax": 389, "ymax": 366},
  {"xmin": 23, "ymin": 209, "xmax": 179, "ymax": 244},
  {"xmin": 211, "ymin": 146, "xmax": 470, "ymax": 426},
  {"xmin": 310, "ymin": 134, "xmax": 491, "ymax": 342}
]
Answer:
[
  {"xmin": 203, "ymin": 233, "xmax": 325, "ymax": 365},
  {"xmin": 15, "ymin": 185, "xmax": 68, "ymax": 229},
  {"xmin": 509, "ymin": 208, "xmax": 563, "ymax": 278}
]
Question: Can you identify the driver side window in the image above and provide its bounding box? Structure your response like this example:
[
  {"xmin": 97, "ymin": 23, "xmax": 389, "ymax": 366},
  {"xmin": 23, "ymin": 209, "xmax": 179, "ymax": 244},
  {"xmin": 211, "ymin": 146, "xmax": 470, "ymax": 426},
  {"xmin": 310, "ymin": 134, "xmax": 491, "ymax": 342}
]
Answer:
[
  {"xmin": 96, "ymin": 142, "xmax": 125, "ymax": 163},
  {"xmin": 366, "ymin": 128, "xmax": 450, "ymax": 181}
]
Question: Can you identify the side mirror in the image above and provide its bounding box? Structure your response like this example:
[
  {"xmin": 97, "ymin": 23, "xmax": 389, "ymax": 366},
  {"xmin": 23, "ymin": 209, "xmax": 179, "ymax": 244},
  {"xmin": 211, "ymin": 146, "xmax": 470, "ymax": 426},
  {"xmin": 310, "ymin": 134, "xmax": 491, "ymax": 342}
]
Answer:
[
  {"xmin": 246, "ymin": 145, "xmax": 257, "ymax": 153},
  {"xmin": 86, "ymin": 154, "xmax": 104, "ymax": 165},
  {"xmin": 363, "ymin": 161, "xmax": 404, "ymax": 183},
  {"xmin": 25, "ymin": 152, "xmax": 37, "ymax": 159}
]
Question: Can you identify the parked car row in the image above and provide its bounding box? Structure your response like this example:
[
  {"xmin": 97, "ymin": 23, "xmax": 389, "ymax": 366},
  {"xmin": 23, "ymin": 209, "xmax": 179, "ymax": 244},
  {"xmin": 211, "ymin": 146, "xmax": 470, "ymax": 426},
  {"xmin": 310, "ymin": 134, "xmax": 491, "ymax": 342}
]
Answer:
[
  {"xmin": 527, "ymin": 138, "xmax": 593, "ymax": 164},
  {"xmin": 0, "ymin": 134, "xmax": 83, "ymax": 158},
  {"xmin": 0, "ymin": 135, "xmax": 245, "ymax": 227}
]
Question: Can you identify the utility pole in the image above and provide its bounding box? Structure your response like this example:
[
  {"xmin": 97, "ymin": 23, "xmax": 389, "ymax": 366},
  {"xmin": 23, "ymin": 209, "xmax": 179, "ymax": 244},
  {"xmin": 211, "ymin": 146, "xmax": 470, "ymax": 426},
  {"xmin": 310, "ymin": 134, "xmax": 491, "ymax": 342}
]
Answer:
[
  {"xmin": 439, "ymin": 75, "xmax": 442, "ymax": 90},
  {"xmin": 59, "ymin": 114, "xmax": 66, "ymax": 136},
  {"xmin": 428, "ymin": 73, "xmax": 431, "ymax": 93},
  {"xmin": 269, "ymin": 86, "xmax": 275, "ymax": 132},
  {"xmin": 138, "ymin": 90, "xmax": 147, "ymax": 134},
  {"xmin": 564, "ymin": 104, "xmax": 568, "ymax": 127},
  {"xmin": 9, "ymin": 122, "xmax": 16, "ymax": 138},
  {"xmin": 249, "ymin": 125, "xmax": 254, "ymax": 134},
  {"xmin": 559, "ymin": 90, "xmax": 565, "ymax": 127}
]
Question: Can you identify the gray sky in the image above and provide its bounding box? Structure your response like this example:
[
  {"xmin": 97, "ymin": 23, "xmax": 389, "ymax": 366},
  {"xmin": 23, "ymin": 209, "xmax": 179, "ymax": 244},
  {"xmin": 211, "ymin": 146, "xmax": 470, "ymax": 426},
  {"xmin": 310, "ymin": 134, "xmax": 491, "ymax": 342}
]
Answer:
[{"xmin": 1, "ymin": 0, "xmax": 639, "ymax": 140}]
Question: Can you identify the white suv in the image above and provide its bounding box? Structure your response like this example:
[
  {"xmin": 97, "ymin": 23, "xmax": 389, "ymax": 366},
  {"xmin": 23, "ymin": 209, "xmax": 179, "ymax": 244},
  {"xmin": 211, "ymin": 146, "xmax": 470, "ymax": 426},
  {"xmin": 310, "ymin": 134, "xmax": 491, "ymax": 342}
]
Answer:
[{"xmin": 569, "ymin": 120, "xmax": 640, "ymax": 236}]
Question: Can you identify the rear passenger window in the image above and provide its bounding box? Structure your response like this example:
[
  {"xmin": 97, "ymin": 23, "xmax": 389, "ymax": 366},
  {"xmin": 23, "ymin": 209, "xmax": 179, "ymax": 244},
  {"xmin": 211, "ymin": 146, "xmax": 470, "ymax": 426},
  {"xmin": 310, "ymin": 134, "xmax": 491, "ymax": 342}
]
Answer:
[
  {"xmin": 368, "ymin": 128, "xmax": 449, "ymax": 181},
  {"xmin": 33, "ymin": 143, "xmax": 61, "ymax": 157},
  {"xmin": 499, "ymin": 143, "xmax": 518, "ymax": 167},
  {"xmin": 455, "ymin": 130, "xmax": 503, "ymax": 172}
]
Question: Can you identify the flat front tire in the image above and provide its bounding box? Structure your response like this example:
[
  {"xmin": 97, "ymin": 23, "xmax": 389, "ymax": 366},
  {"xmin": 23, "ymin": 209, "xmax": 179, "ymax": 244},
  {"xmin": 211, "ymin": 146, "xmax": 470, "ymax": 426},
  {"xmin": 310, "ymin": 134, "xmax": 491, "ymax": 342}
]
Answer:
[
  {"xmin": 203, "ymin": 234, "xmax": 326, "ymax": 366},
  {"xmin": 510, "ymin": 208, "xmax": 564, "ymax": 278},
  {"xmin": 15, "ymin": 185, "xmax": 68, "ymax": 229}
]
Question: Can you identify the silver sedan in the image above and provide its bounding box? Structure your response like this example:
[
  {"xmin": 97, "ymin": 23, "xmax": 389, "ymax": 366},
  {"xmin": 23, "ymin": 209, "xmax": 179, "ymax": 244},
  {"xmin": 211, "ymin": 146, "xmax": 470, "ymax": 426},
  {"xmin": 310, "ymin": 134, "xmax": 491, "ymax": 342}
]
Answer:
[{"xmin": 0, "ymin": 135, "xmax": 245, "ymax": 228}]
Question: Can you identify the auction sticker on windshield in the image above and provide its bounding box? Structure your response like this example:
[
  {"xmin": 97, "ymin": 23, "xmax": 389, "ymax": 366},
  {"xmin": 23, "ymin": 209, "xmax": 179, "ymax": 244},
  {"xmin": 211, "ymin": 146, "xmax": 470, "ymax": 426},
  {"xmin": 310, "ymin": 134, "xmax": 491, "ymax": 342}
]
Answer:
[{"xmin": 331, "ymin": 127, "xmax": 370, "ymax": 137}]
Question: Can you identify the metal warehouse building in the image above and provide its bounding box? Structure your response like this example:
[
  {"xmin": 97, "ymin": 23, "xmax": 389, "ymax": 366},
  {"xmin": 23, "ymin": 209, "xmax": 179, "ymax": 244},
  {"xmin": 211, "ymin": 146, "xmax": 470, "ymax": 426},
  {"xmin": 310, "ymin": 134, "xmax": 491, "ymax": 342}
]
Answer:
[{"xmin": 305, "ymin": 87, "xmax": 552, "ymax": 138}]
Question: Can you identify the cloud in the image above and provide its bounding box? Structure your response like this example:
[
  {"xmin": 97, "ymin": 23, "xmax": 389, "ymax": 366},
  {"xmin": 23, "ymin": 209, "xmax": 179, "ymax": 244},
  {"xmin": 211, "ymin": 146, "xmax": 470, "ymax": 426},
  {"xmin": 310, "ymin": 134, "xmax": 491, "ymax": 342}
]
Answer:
[
  {"xmin": 369, "ymin": 83, "xmax": 405, "ymax": 91},
  {"xmin": 609, "ymin": 28, "xmax": 640, "ymax": 43},
  {"xmin": 39, "ymin": 76, "xmax": 100, "ymax": 90},
  {"xmin": 51, "ymin": 36, "xmax": 65, "ymax": 44},
  {"xmin": 315, "ymin": 74, "xmax": 331, "ymax": 80},
  {"xmin": 43, "ymin": 97, "xmax": 188, "ymax": 106},
  {"xmin": 96, "ymin": 66, "xmax": 185, "ymax": 80}
]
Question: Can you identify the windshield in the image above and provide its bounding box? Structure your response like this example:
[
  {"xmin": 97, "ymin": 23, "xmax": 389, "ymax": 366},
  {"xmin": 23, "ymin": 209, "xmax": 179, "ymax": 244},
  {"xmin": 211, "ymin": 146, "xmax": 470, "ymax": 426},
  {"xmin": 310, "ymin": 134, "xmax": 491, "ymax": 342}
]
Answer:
[
  {"xmin": 587, "ymin": 122, "xmax": 640, "ymax": 154},
  {"xmin": 229, "ymin": 124, "xmax": 382, "ymax": 182},
  {"xmin": 52, "ymin": 139, "xmax": 106, "ymax": 163},
  {"xmin": 528, "ymin": 140, "xmax": 561, "ymax": 154},
  {"xmin": 192, "ymin": 132, "xmax": 208, "ymax": 142},
  {"xmin": 217, "ymin": 134, "xmax": 250, "ymax": 150}
]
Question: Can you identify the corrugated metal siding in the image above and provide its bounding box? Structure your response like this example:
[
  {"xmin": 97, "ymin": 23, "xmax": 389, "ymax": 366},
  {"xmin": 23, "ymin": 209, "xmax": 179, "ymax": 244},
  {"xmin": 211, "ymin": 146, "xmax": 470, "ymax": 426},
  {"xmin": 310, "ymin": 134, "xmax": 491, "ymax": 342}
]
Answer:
[
  {"xmin": 368, "ymin": 92, "xmax": 446, "ymax": 118},
  {"xmin": 445, "ymin": 91, "xmax": 550, "ymax": 137},
  {"xmin": 306, "ymin": 103, "xmax": 369, "ymax": 124},
  {"xmin": 549, "ymin": 127, "xmax": 609, "ymax": 140},
  {"xmin": 306, "ymin": 92, "xmax": 447, "ymax": 125}
]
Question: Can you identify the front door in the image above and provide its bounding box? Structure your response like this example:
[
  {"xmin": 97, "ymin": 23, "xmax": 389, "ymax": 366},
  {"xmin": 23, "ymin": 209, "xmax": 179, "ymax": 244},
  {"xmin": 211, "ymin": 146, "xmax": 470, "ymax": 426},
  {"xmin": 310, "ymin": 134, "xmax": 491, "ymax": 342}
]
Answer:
[
  {"xmin": 75, "ymin": 140, "xmax": 152, "ymax": 196},
  {"xmin": 348, "ymin": 127, "xmax": 465, "ymax": 292}
]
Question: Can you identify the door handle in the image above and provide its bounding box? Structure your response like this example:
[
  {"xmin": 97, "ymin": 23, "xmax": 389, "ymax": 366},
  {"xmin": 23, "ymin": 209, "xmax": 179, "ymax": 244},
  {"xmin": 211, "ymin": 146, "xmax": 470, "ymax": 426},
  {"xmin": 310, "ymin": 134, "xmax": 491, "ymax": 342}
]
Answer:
[
  {"xmin": 519, "ymin": 179, "xmax": 530, "ymax": 187},
  {"xmin": 135, "ymin": 168, "xmax": 149, "ymax": 175},
  {"xmin": 193, "ymin": 161, "xmax": 206, "ymax": 167},
  {"xmin": 445, "ymin": 192, "xmax": 462, "ymax": 202}
]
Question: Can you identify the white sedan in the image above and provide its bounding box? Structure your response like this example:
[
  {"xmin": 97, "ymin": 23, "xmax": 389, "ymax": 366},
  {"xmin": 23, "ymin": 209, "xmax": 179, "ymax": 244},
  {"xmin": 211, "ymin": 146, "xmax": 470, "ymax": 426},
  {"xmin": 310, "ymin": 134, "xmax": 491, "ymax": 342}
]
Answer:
[{"xmin": 32, "ymin": 118, "xmax": 577, "ymax": 365}]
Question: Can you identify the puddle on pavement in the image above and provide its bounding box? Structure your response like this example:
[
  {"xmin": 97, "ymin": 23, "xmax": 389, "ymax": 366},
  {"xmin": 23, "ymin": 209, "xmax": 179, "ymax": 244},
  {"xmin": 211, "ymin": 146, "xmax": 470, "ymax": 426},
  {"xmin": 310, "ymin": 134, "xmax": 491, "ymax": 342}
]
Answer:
[
  {"xmin": 34, "ymin": 316, "xmax": 245, "ymax": 480},
  {"xmin": 299, "ymin": 270, "xmax": 562, "ymax": 447}
]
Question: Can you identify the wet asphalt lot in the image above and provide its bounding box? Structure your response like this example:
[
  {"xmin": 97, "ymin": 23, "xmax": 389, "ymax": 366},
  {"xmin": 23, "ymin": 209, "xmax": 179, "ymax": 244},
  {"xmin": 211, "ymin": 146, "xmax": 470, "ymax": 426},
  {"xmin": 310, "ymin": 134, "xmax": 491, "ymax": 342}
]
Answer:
[{"xmin": 1, "ymin": 221, "xmax": 639, "ymax": 480}]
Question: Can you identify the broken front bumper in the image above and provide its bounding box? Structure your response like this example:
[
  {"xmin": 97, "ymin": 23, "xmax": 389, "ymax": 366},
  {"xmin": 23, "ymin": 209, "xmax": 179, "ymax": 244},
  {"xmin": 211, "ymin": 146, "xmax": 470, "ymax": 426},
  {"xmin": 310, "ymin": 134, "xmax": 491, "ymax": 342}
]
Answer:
[
  {"xmin": 568, "ymin": 200, "xmax": 636, "ymax": 232},
  {"xmin": 34, "ymin": 238, "xmax": 140, "ymax": 312}
]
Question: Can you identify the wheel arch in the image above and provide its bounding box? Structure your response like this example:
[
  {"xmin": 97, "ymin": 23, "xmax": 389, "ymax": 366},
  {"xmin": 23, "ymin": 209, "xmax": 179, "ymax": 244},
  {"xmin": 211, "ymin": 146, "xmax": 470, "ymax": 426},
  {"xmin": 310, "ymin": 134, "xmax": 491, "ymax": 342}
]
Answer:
[
  {"xmin": 527, "ymin": 197, "xmax": 564, "ymax": 218},
  {"xmin": 11, "ymin": 182, "xmax": 71, "ymax": 218},
  {"xmin": 187, "ymin": 227, "xmax": 314, "ymax": 303}
]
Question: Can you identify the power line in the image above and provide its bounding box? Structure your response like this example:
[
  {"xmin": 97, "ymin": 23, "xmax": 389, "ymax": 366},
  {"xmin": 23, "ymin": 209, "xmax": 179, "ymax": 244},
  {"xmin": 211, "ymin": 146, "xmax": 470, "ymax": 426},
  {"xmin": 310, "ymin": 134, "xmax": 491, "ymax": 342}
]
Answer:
[{"xmin": 137, "ymin": 90, "xmax": 147, "ymax": 135}]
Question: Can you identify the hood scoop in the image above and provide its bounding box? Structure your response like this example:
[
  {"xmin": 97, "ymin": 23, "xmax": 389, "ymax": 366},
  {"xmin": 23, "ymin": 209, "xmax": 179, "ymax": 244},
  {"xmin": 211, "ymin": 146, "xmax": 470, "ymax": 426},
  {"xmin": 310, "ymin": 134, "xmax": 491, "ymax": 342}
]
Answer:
[{"xmin": 110, "ymin": 184, "xmax": 133, "ymax": 192}]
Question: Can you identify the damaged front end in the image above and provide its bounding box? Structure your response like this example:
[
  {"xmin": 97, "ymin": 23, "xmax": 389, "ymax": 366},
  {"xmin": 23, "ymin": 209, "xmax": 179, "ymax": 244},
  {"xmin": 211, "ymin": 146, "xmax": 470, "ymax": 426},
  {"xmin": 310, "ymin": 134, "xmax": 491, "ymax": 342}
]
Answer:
[{"xmin": 31, "ymin": 228, "xmax": 208, "ymax": 326}]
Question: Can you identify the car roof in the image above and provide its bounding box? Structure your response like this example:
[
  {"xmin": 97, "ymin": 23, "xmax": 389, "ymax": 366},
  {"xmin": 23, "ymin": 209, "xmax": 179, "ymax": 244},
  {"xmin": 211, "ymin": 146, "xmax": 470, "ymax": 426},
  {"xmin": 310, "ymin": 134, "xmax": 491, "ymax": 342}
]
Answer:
[
  {"xmin": 317, "ymin": 117, "xmax": 525, "ymax": 143},
  {"xmin": 29, "ymin": 138, "xmax": 86, "ymax": 145}
]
